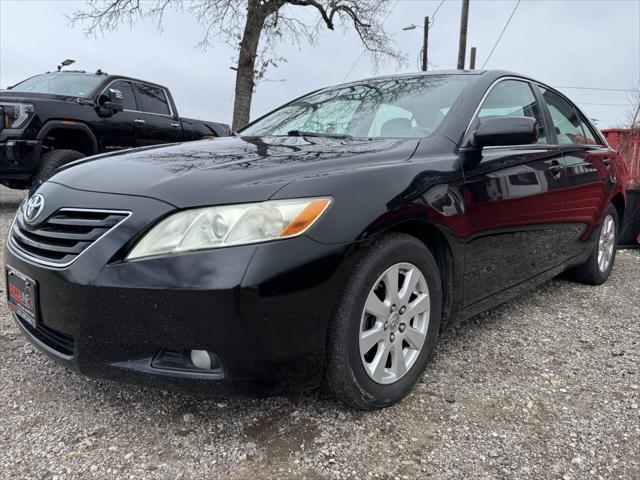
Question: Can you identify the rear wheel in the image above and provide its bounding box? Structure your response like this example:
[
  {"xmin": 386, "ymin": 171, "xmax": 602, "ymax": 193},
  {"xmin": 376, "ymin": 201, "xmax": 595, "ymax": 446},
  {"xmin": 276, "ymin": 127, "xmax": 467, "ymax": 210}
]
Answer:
[
  {"xmin": 32, "ymin": 149, "xmax": 85, "ymax": 187},
  {"xmin": 568, "ymin": 204, "xmax": 618, "ymax": 285},
  {"xmin": 326, "ymin": 233, "xmax": 442, "ymax": 409}
]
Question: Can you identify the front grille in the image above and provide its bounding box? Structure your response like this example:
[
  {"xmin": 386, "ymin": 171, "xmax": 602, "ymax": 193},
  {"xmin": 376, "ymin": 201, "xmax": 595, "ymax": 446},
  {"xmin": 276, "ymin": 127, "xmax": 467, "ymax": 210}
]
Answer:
[
  {"xmin": 9, "ymin": 208, "xmax": 129, "ymax": 267},
  {"xmin": 16, "ymin": 314, "xmax": 74, "ymax": 356}
]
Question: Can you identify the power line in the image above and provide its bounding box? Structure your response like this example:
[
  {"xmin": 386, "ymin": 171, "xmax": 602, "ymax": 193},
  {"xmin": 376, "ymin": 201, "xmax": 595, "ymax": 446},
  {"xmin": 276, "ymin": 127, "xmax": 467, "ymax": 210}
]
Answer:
[
  {"xmin": 554, "ymin": 85, "xmax": 636, "ymax": 93},
  {"xmin": 432, "ymin": 0, "xmax": 446, "ymax": 18},
  {"xmin": 481, "ymin": 0, "xmax": 521, "ymax": 69},
  {"xmin": 342, "ymin": 0, "xmax": 400, "ymax": 82},
  {"xmin": 429, "ymin": 0, "xmax": 446, "ymax": 28}
]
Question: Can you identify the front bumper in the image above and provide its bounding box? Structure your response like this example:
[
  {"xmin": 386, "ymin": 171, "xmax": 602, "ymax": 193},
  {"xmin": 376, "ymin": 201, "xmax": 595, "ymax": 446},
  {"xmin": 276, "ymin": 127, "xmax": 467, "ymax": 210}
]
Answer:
[
  {"xmin": 4, "ymin": 183, "xmax": 357, "ymax": 396},
  {"xmin": 0, "ymin": 139, "xmax": 42, "ymax": 180}
]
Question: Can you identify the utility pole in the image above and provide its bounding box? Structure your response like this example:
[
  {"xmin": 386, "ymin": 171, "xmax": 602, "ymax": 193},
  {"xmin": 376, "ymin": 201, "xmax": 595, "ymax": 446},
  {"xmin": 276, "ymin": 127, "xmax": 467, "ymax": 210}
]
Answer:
[
  {"xmin": 421, "ymin": 16, "xmax": 429, "ymax": 71},
  {"xmin": 469, "ymin": 47, "xmax": 477, "ymax": 70},
  {"xmin": 457, "ymin": 0, "xmax": 470, "ymax": 70}
]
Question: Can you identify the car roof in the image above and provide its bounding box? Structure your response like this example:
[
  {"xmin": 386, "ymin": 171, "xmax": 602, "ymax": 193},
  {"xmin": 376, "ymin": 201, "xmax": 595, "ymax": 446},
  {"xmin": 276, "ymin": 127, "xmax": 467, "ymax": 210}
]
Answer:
[{"xmin": 322, "ymin": 69, "xmax": 534, "ymax": 91}]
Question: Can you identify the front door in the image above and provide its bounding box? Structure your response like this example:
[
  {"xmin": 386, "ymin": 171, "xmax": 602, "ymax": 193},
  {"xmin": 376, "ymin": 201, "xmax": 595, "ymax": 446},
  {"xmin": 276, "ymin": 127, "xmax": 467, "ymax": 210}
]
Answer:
[
  {"xmin": 461, "ymin": 79, "xmax": 566, "ymax": 307},
  {"xmin": 97, "ymin": 80, "xmax": 139, "ymax": 152}
]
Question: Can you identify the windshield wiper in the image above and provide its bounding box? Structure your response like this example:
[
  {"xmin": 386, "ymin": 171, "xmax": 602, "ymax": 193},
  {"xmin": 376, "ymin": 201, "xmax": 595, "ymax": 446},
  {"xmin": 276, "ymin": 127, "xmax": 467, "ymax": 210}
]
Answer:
[{"xmin": 287, "ymin": 130, "xmax": 353, "ymax": 140}]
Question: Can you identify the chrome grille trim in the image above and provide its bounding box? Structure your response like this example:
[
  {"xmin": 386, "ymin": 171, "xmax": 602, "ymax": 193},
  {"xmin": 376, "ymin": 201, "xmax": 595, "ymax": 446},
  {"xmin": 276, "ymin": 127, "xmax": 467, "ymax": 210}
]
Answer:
[{"xmin": 7, "ymin": 207, "xmax": 131, "ymax": 269}]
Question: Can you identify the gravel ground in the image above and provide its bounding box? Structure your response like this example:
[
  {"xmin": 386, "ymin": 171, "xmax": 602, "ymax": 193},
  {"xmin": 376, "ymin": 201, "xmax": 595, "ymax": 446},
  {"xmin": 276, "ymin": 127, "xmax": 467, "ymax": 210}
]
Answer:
[{"xmin": 0, "ymin": 185, "xmax": 638, "ymax": 480}]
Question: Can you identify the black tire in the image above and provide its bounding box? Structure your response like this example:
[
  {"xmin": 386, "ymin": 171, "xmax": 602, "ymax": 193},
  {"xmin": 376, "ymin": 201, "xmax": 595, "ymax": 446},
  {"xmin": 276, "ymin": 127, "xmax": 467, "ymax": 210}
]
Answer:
[
  {"xmin": 325, "ymin": 233, "xmax": 442, "ymax": 410},
  {"xmin": 568, "ymin": 203, "xmax": 619, "ymax": 285},
  {"xmin": 32, "ymin": 149, "xmax": 85, "ymax": 187}
]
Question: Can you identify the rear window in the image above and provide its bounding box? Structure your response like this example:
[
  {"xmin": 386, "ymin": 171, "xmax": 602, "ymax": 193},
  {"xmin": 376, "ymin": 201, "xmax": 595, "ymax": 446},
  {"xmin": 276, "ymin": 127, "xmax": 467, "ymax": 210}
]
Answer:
[{"xmin": 134, "ymin": 84, "xmax": 171, "ymax": 115}]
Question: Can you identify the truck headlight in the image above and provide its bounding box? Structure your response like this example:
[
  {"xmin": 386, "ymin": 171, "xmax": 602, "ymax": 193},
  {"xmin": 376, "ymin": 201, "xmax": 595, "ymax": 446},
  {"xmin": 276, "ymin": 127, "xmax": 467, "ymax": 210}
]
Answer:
[
  {"xmin": 1, "ymin": 103, "xmax": 35, "ymax": 129},
  {"xmin": 127, "ymin": 197, "xmax": 332, "ymax": 260}
]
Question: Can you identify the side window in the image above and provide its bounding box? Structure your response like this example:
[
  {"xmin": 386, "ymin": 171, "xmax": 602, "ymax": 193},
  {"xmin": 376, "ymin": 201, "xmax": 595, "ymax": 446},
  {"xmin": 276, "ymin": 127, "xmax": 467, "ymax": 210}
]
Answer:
[
  {"xmin": 368, "ymin": 104, "xmax": 416, "ymax": 137},
  {"xmin": 107, "ymin": 80, "xmax": 136, "ymax": 110},
  {"xmin": 540, "ymin": 88, "xmax": 600, "ymax": 145},
  {"xmin": 478, "ymin": 80, "xmax": 547, "ymax": 144},
  {"xmin": 134, "ymin": 84, "xmax": 171, "ymax": 115},
  {"xmin": 577, "ymin": 112, "xmax": 600, "ymax": 145}
]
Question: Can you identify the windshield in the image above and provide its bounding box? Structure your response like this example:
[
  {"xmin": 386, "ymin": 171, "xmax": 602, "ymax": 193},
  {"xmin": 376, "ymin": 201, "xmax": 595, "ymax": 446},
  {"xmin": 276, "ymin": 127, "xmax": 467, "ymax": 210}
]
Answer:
[
  {"xmin": 11, "ymin": 73, "xmax": 103, "ymax": 98},
  {"xmin": 241, "ymin": 75, "xmax": 470, "ymax": 139}
]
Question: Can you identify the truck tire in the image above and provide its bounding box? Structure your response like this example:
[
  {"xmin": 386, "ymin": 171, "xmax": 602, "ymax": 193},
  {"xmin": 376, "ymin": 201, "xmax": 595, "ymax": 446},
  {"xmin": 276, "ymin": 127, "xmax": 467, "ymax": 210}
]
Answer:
[{"xmin": 33, "ymin": 149, "xmax": 85, "ymax": 187}]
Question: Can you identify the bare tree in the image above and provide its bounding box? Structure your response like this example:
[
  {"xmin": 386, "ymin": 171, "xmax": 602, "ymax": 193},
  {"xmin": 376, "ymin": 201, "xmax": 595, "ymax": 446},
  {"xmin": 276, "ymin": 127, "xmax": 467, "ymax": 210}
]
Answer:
[
  {"xmin": 624, "ymin": 84, "xmax": 640, "ymax": 131},
  {"xmin": 69, "ymin": 0, "xmax": 402, "ymax": 130},
  {"xmin": 613, "ymin": 84, "xmax": 640, "ymax": 188}
]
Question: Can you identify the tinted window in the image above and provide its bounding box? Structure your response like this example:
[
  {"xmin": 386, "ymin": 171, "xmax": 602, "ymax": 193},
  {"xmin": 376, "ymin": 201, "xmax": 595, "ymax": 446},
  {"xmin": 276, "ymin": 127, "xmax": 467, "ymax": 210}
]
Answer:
[
  {"xmin": 478, "ymin": 80, "xmax": 546, "ymax": 143},
  {"xmin": 134, "ymin": 84, "xmax": 171, "ymax": 115},
  {"xmin": 241, "ymin": 76, "xmax": 470, "ymax": 138},
  {"xmin": 540, "ymin": 88, "xmax": 599, "ymax": 145},
  {"xmin": 11, "ymin": 73, "xmax": 103, "ymax": 97},
  {"xmin": 107, "ymin": 80, "xmax": 137, "ymax": 110}
]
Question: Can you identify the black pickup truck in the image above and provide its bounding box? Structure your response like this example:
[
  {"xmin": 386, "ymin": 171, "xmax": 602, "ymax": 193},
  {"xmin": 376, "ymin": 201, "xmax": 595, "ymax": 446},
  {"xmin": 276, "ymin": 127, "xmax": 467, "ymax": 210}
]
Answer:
[{"xmin": 0, "ymin": 70, "xmax": 230, "ymax": 189}]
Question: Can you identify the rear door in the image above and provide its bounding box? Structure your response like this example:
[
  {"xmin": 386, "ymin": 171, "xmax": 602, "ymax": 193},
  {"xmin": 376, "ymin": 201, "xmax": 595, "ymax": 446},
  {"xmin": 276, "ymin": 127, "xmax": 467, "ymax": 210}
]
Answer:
[
  {"xmin": 537, "ymin": 86, "xmax": 616, "ymax": 261},
  {"xmin": 131, "ymin": 83, "xmax": 183, "ymax": 146},
  {"xmin": 461, "ymin": 78, "xmax": 566, "ymax": 306},
  {"xmin": 97, "ymin": 80, "xmax": 139, "ymax": 152}
]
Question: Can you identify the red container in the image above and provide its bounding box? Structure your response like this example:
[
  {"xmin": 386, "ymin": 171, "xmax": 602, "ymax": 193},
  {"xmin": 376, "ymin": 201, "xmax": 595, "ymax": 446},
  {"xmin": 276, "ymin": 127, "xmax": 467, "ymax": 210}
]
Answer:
[{"xmin": 602, "ymin": 128, "xmax": 640, "ymax": 188}]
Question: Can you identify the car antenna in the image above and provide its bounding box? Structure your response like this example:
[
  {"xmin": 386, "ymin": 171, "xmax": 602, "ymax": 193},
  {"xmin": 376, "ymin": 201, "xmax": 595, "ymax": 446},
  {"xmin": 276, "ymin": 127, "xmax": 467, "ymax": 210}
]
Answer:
[{"xmin": 57, "ymin": 59, "xmax": 75, "ymax": 71}]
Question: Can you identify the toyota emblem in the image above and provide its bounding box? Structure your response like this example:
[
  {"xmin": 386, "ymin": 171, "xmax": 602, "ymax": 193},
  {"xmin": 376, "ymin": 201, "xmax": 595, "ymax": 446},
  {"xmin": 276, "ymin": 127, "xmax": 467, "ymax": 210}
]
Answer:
[{"xmin": 24, "ymin": 193, "xmax": 45, "ymax": 224}]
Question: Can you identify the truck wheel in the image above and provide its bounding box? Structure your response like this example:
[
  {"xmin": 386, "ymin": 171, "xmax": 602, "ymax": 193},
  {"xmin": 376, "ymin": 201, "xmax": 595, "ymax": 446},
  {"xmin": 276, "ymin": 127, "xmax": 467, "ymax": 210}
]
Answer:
[{"xmin": 33, "ymin": 149, "xmax": 85, "ymax": 187}]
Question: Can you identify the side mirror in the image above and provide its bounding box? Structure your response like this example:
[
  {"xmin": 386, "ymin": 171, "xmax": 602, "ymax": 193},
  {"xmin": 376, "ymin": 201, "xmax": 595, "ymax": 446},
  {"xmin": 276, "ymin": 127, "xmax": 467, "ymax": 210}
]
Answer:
[
  {"xmin": 98, "ymin": 88, "xmax": 124, "ymax": 115},
  {"xmin": 472, "ymin": 116, "xmax": 537, "ymax": 148}
]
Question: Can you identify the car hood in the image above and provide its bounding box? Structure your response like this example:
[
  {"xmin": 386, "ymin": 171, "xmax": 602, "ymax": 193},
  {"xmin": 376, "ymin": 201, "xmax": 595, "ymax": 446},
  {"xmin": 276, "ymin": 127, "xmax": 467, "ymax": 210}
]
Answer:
[{"xmin": 49, "ymin": 135, "xmax": 420, "ymax": 208}]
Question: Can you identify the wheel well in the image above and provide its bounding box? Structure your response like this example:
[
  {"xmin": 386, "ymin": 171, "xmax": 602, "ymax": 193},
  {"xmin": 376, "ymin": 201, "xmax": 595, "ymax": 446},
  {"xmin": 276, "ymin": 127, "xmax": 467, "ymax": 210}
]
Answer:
[
  {"xmin": 42, "ymin": 128, "xmax": 96, "ymax": 156},
  {"xmin": 387, "ymin": 221, "xmax": 456, "ymax": 331},
  {"xmin": 611, "ymin": 193, "xmax": 625, "ymax": 223}
]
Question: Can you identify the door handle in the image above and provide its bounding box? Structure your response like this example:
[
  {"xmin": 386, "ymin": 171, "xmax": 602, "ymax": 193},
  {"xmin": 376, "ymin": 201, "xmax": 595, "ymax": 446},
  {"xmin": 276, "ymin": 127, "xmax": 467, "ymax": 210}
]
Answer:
[
  {"xmin": 547, "ymin": 162, "xmax": 563, "ymax": 179},
  {"xmin": 134, "ymin": 118, "xmax": 146, "ymax": 124},
  {"xmin": 170, "ymin": 122, "xmax": 180, "ymax": 128},
  {"xmin": 603, "ymin": 157, "xmax": 610, "ymax": 168}
]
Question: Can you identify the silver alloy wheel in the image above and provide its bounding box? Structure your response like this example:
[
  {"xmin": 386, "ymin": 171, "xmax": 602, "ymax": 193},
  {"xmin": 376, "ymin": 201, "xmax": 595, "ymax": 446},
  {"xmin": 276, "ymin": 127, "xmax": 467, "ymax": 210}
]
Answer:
[
  {"xmin": 597, "ymin": 214, "xmax": 615, "ymax": 272},
  {"xmin": 359, "ymin": 262, "xmax": 430, "ymax": 385}
]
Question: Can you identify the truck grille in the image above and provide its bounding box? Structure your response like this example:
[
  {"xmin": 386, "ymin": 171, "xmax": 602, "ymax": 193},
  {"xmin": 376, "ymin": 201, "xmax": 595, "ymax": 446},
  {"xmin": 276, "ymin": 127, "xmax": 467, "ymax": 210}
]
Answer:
[{"xmin": 9, "ymin": 208, "xmax": 129, "ymax": 267}]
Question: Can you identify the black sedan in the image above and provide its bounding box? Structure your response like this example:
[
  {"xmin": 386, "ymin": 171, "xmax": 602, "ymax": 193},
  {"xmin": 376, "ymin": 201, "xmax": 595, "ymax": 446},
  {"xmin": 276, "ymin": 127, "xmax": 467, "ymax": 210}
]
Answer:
[{"xmin": 4, "ymin": 70, "xmax": 626, "ymax": 409}]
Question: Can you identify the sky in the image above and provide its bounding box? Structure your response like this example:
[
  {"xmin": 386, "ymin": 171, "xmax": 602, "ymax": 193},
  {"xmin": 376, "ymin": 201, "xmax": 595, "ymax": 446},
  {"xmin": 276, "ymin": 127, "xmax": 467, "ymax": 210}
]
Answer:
[{"xmin": 1, "ymin": 0, "xmax": 639, "ymax": 129}]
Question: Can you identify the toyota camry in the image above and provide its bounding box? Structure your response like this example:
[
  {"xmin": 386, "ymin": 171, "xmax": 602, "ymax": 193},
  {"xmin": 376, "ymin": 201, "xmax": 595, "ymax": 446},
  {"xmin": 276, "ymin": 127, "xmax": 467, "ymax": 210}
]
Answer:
[{"xmin": 4, "ymin": 70, "xmax": 626, "ymax": 409}]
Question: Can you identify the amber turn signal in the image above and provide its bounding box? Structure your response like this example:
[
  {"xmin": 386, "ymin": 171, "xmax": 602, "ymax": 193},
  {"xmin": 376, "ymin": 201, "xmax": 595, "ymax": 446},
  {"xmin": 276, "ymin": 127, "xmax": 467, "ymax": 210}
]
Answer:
[{"xmin": 280, "ymin": 198, "xmax": 331, "ymax": 238}]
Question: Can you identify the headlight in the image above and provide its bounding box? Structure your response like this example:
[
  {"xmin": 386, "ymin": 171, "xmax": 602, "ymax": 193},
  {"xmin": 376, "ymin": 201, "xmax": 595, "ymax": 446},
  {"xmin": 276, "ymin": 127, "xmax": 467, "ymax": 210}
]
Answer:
[
  {"xmin": 0, "ymin": 103, "xmax": 35, "ymax": 129},
  {"xmin": 127, "ymin": 197, "xmax": 332, "ymax": 260}
]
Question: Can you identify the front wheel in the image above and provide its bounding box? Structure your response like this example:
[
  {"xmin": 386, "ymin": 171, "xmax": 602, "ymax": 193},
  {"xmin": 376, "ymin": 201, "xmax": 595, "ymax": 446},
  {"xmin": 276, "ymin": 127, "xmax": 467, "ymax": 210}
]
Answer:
[
  {"xmin": 568, "ymin": 203, "xmax": 619, "ymax": 285},
  {"xmin": 32, "ymin": 149, "xmax": 85, "ymax": 187},
  {"xmin": 325, "ymin": 233, "xmax": 442, "ymax": 409}
]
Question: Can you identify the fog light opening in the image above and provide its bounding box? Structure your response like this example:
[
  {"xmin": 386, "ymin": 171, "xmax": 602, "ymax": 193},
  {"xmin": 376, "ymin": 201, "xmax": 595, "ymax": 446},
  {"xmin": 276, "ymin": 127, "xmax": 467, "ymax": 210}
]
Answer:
[
  {"xmin": 151, "ymin": 349, "xmax": 223, "ymax": 375},
  {"xmin": 188, "ymin": 349, "xmax": 222, "ymax": 371},
  {"xmin": 190, "ymin": 349, "xmax": 212, "ymax": 369}
]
